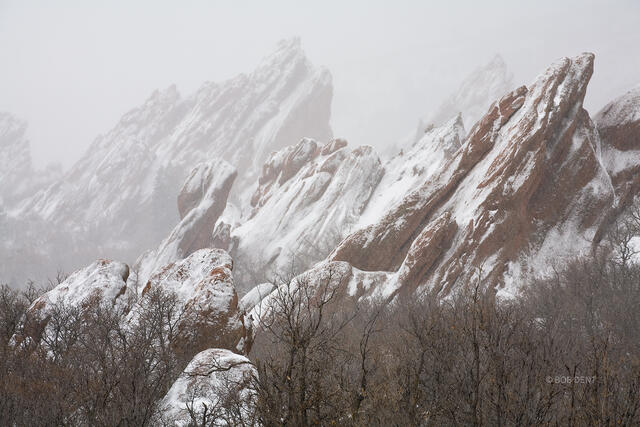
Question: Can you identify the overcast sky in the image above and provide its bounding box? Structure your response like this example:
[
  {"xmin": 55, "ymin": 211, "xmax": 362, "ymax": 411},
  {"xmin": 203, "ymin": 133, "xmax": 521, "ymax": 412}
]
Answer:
[{"xmin": 1, "ymin": 0, "xmax": 639, "ymax": 169}]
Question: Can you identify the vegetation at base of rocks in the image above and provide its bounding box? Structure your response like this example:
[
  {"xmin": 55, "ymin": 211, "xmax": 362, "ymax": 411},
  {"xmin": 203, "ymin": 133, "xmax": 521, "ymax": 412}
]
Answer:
[{"xmin": 2, "ymin": 211, "xmax": 640, "ymax": 426}]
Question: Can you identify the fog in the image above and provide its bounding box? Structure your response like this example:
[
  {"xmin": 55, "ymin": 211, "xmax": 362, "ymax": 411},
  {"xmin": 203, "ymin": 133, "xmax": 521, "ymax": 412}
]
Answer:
[{"xmin": 1, "ymin": 0, "xmax": 639, "ymax": 169}]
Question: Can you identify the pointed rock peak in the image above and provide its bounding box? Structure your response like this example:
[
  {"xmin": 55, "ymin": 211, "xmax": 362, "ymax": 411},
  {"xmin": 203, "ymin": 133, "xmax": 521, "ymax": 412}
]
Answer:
[
  {"xmin": 275, "ymin": 36, "xmax": 302, "ymax": 52},
  {"xmin": 416, "ymin": 112, "xmax": 465, "ymax": 154},
  {"xmin": 257, "ymin": 36, "xmax": 308, "ymax": 70},
  {"xmin": 145, "ymin": 84, "xmax": 181, "ymax": 105},
  {"xmin": 531, "ymin": 52, "xmax": 594, "ymax": 96},
  {"xmin": 442, "ymin": 112, "xmax": 465, "ymax": 135},
  {"xmin": 488, "ymin": 53, "xmax": 507, "ymax": 68},
  {"xmin": 427, "ymin": 54, "xmax": 514, "ymax": 130}
]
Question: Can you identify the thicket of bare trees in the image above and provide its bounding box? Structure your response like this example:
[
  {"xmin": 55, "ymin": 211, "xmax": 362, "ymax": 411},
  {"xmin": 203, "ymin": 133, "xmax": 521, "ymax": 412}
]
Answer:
[
  {"xmin": 0, "ymin": 284, "xmax": 196, "ymax": 426},
  {"xmin": 2, "ymin": 209, "xmax": 640, "ymax": 425}
]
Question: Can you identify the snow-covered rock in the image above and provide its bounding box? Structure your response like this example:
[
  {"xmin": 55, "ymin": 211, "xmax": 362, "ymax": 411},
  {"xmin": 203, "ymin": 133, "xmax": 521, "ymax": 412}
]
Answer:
[
  {"xmin": 13, "ymin": 38, "xmax": 332, "ymax": 283},
  {"xmin": 131, "ymin": 249, "xmax": 248, "ymax": 356},
  {"xmin": 159, "ymin": 348, "xmax": 256, "ymax": 426},
  {"xmin": 0, "ymin": 112, "xmax": 61, "ymax": 210},
  {"xmin": 594, "ymin": 85, "xmax": 640, "ymax": 233},
  {"xmin": 357, "ymin": 114, "xmax": 465, "ymax": 228},
  {"xmin": 11, "ymin": 259, "xmax": 130, "ymax": 346},
  {"xmin": 330, "ymin": 52, "xmax": 615, "ymax": 299},
  {"xmin": 247, "ymin": 259, "xmax": 353, "ymax": 329},
  {"xmin": 230, "ymin": 138, "xmax": 383, "ymax": 290},
  {"xmin": 426, "ymin": 54, "xmax": 514, "ymax": 132},
  {"xmin": 134, "ymin": 160, "xmax": 237, "ymax": 287},
  {"xmin": 239, "ymin": 282, "xmax": 276, "ymax": 313}
]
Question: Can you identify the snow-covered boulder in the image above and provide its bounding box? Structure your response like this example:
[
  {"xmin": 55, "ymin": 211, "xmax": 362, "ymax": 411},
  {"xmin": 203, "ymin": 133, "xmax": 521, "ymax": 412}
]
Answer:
[
  {"xmin": 159, "ymin": 348, "xmax": 256, "ymax": 426},
  {"xmin": 12, "ymin": 259, "xmax": 130, "ymax": 346},
  {"xmin": 132, "ymin": 249, "xmax": 248, "ymax": 356}
]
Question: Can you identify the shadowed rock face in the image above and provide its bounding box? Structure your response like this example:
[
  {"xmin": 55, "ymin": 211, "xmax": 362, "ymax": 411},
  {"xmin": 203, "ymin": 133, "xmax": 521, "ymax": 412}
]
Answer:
[{"xmin": 328, "ymin": 52, "xmax": 616, "ymax": 298}]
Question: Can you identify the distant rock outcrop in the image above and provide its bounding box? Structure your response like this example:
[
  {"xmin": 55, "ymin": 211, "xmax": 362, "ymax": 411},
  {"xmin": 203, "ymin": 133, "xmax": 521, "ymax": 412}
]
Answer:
[
  {"xmin": 0, "ymin": 112, "xmax": 61, "ymax": 209},
  {"xmin": 10, "ymin": 38, "xmax": 333, "ymax": 284},
  {"xmin": 427, "ymin": 54, "xmax": 514, "ymax": 132}
]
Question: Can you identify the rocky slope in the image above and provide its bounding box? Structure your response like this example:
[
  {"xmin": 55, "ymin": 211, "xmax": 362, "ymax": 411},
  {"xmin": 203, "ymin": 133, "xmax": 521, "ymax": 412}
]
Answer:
[
  {"xmin": 227, "ymin": 137, "xmax": 383, "ymax": 288},
  {"xmin": 9, "ymin": 38, "xmax": 332, "ymax": 285},
  {"xmin": 0, "ymin": 113, "xmax": 61, "ymax": 210},
  {"xmin": 331, "ymin": 52, "xmax": 614, "ymax": 299},
  {"xmin": 244, "ymin": 52, "xmax": 630, "ymax": 312},
  {"xmin": 593, "ymin": 86, "xmax": 640, "ymax": 233},
  {"xmin": 357, "ymin": 114, "xmax": 466, "ymax": 229}
]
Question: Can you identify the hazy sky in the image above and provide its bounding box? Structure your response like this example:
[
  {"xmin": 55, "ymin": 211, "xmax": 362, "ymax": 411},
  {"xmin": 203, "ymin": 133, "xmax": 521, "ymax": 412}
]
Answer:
[{"xmin": 1, "ymin": 0, "xmax": 639, "ymax": 169}]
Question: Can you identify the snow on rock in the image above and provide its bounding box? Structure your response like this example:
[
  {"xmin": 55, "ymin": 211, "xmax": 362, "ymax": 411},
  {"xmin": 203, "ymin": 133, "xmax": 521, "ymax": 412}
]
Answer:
[
  {"xmin": 12, "ymin": 259, "xmax": 129, "ymax": 346},
  {"xmin": 159, "ymin": 348, "xmax": 256, "ymax": 426},
  {"xmin": 332, "ymin": 52, "xmax": 615, "ymax": 299},
  {"xmin": 425, "ymin": 54, "xmax": 514, "ymax": 135},
  {"xmin": 239, "ymin": 283, "xmax": 276, "ymax": 313},
  {"xmin": 131, "ymin": 248, "xmax": 248, "ymax": 356},
  {"xmin": 593, "ymin": 85, "xmax": 640, "ymax": 236},
  {"xmin": 14, "ymin": 38, "xmax": 332, "ymax": 283},
  {"xmin": 0, "ymin": 113, "xmax": 61, "ymax": 210},
  {"xmin": 134, "ymin": 160, "xmax": 237, "ymax": 287},
  {"xmin": 596, "ymin": 86, "xmax": 640, "ymax": 134},
  {"xmin": 357, "ymin": 114, "xmax": 465, "ymax": 228},
  {"xmin": 230, "ymin": 138, "xmax": 383, "ymax": 291},
  {"xmin": 247, "ymin": 260, "xmax": 353, "ymax": 329}
]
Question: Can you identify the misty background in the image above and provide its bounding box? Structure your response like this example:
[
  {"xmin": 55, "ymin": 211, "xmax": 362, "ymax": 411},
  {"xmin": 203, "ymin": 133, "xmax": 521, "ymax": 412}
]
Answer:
[{"xmin": 1, "ymin": 0, "xmax": 639, "ymax": 170}]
